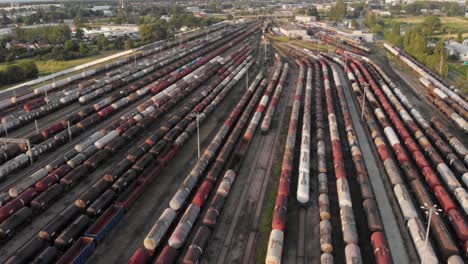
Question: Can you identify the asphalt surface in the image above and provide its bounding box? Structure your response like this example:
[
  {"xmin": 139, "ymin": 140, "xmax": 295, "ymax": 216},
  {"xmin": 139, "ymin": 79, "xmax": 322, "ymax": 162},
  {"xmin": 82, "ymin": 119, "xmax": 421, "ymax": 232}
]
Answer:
[
  {"xmin": 337, "ymin": 61, "xmax": 414, "ymax": 263},
  {"xmin": 200, "ymin": 49, "xmax": 301, "ymax": 264}
]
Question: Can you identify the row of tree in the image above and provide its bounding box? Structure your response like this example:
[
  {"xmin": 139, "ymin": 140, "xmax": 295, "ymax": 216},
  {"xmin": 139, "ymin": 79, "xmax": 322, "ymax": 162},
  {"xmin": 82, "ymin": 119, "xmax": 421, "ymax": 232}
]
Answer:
[
  {"xmin": 328, "ymin": 1, "xmax": 347, "ymax": 22},
  {"xmin": 13, "ymin": 24, "xmax": 71, "ymax": 44},
  {"xmin": 138, "ymin": 14, "xmax": 222, "ymax": 44},
  {"xmin": 364, "ymin": 10, "xmax": 384, "ymax": 34},
  {"xmin": 389, "ymin": 1, "xmax": 464, "ymax": 16},
  {"xmin": 403, "ymin": 27, "xmax": 448, "ymax": 77},
  {"xmin": 0, "ymin": 60, "xmax": 38, "ymax": 85},
  {"xmin": 8, "ymin": 4, "xmax": 106, "ymax": 26},
  {"xmin": 383, "ymin": 16, "xmax": 449, "ymax": 77}
]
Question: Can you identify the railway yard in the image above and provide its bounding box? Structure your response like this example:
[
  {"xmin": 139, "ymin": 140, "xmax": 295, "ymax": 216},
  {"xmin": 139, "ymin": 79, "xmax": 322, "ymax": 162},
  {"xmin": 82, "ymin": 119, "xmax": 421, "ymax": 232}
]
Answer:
[{"xmin": 0, "ymin": 19, "xmax": 466, "ymax": 264}]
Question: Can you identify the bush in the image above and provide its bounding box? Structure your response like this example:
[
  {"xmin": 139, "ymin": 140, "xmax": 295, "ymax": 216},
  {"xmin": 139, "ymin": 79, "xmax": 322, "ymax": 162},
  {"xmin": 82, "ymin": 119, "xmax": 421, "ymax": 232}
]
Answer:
[
  {"xmin": 0, "ymin": 61, "xmax": 39, "ymax": 85},
  {"xmin": 448, "ymin": 54, "xmax": 459, "ymax": 61},
  {"xmin": 18, "ymin": 61, "xmax": 38, "ymax": 79}
]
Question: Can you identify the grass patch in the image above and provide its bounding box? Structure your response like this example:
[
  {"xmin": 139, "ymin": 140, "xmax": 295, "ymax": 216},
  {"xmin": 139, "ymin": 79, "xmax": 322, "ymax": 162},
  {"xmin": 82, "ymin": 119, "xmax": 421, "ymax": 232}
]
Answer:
[
  {"xmin": 433, "ymin": 32, "xmax": 468, "ymax": 39},
  {"xmin": 267, "ymin": 33, "xmax": 333, "ymax": 53},
  {"xmin": 392, "ymin": 16, "xmax": 468, "ymax": 26},
  {"xmin": 0, "ymin": 50, "xmax": 140, "ymax": 91},
  {"xmin": 449, "ymin": 63, "xmax": 467, "ymax": 76},
  {"xmin": 0, "ymin": 51, "xmax": 120, "ymax": 76},
  {"xmin": 389, "ymin": 16, "xmax": 468, "ymax": 37},
  {"xmin": 449, "ymin": 63, "xmax": 468, "ymax": 93},
  {"xmin": 255, "ymin": 142, "xmax": 285, "ymax": 263}
]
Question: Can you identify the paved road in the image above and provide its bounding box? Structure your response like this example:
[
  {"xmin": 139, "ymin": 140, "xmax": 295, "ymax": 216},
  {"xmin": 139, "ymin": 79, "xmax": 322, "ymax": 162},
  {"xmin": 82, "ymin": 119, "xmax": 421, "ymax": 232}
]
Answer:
[{"xmin": 337, "ymin": 63, "xmax": 412, "ymax": 263}]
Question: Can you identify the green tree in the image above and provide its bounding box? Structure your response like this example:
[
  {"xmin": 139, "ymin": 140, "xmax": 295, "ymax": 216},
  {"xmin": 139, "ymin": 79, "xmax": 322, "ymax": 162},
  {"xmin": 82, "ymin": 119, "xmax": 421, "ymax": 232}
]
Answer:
[
  {"xmin": 6, "ymin": 53, "xmax": 15, "ymax": 62},
  {"xmin": 73, "ymin": 15, "xmax": 85, "ymax": 27},
  {"xmin": 79, "ymin": 43, "xmax": 89, "ymax": 54},
  {"xmin": 97, "ymin": 34, "xmax": 108, "ymax": 50},
  {"xmin": 17, "ymin": 61, "xmax": 38, "ymax": 79},
  {"xmin": 329, "ymin": 1, "xmax": 347, "ymax": 22},
  {"xmin": 457, "ymin": 32, "xmax": 463, "ymax": 43},
  {"xmin": 434, "ymin": 41, "xmax": 448, "ymax": 77},
  {"xmin": 226, "ymin": 13, "xmax": 234, "ymax": 20},
  {"xmin": 124, "ymin": 38, "xmax": 134, "ymax": 50},
  {"xmin": 139, "ymin": 23, "xmax": 168, "ymax": 43},
  {"xmin": 392, "ymin": 23, "xmax": 401, "ymax": 36},
  {"xmin": 351, "ymin": 19, "xmax": 359, "ymax": 29},
  {"xmin": 5, "ymin": 65, "xmax": 23, "ymax": 83},
  {"xmin": 64, "ymin": 40, "xmax": 78, "ymax": 52},
  {"xmin": 307, "ymin": 7, "xmax": 319, "ymax": 17},
  {"xmin": 422, "ymin": 16, "xmax": 441, "ymax": 35},
  {"xmin": 24, "ymin": 15, "xmax": 35, "ymax": 25},
  {"xmin": 384, "ymin": 22, "xmax": 403, "ymax": 47},
  {"xmin": 114, "ymin": 37, "xmax": 124, "ymax": 50},
  {"xmin": 50, "ymin": 24, "xmax": 72, "ymax": 43},
  {"xmin": 364, "ymin": 10, "xmax": 376, "ymax": 26},
  {"xmin": 75, "ymin": 28, "xmax": 84, "ymax": 40},
  {"xmin": 15, "ymin": 16, "xmax": 24, "ymax": 24}
]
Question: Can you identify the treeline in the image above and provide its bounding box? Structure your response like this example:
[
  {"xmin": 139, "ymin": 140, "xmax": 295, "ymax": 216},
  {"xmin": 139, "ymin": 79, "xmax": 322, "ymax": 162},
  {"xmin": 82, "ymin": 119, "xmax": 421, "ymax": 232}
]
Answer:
[
  {"xmin": 384, "ymin": 16, "xmax": 449, "ymax": 77},
  {"xmin": 13, "ymin": 24, "xmax": 71, "ymax": 44},
  {"xmin": 327, "ymin": 1, "xmax": 364, "ymax": 22},
  {"xmin": 328, "ymin": 1, "xmax": 347, "ymax": 22},
  {"xmin": 138, "ymin": 13, "xmax": 222, "ymax": 44},
  {"xmin": 403, "ymin": 27, "xmax": 448, "ymax": 77},
  {"xmin": 389, "ymin": 1, "xmax": 464, "ymax": 16},
  {"xmin": 0, "ymin": 60, "xmax": 38, "ymax": 85},
  {"xmin": 294, "ymin": 6, "xmax": 319, "ymax": 18},
  {"xmin": 1, "ymin": 4, "xmax": 106, "ymax": 26},
  {"xmin": 0, "ymin": 41, "xmax": 53, "ymax": 62},
  {"xmin": 364, "ymin": 11, "xmax": 384, "ymax": 34},
  {"xmin": 1, "ymin": 22, "xmax": 136, "ymax": 62}
]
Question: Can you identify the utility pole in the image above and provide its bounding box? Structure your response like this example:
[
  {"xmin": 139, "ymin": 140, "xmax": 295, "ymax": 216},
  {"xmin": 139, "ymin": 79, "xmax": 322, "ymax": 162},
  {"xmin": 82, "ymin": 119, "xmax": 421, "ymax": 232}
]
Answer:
[
  {"xmin": 439, "ymin": 51, "xmax": 443, "ymax": 75},
  {"xmin": 196, "ymin": 114, "xmax": 200, "ymax": 159},
  {"xmin": 44, "ymin": 84, "xmax": 49, "ymax": 104},
  {"xmin": 41, "ymin": 75, "xmax": 48, "ymax": 104},
  {"xmin": 420, "ymin": 204, "xmax": 442, "ymax": 264},
  {"xmin": 3, "ymin": 123, "xmax": 7, "ymax": 137},
  {"xmin": 67, "ymin": 121, "xmax": 72, "ymax": 143},
  {"xmin": 361, "ymin": 83, "xmax": 369, "ymax": 120},
  {"xmin": 190, "ymin": 113, "xmax": 201, "ymax": 159},
  {"xmin": 246, "ymin": 70, "xmax": 249, "ymax": 90}
]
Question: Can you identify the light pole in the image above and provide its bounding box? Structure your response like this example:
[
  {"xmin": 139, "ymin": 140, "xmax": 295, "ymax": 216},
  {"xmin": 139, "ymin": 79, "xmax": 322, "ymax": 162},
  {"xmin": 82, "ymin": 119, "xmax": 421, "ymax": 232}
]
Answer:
[
  {"xmin": 420, "ymin": 203, "xmax": 442, "ymax": 264},
  {"xmin": 246, "ymin": 70, "xmax": 249, "ymax": 90},
  {"xmin": 190, "ymin": 112, "xmax": 201, "ymax": 159},
  {"xmin": 361, "ymin": 83, "xmax": 369, "ymax": 120},
  {"xmin": 41, "ymin": 75, "xmax": 49, "ymax": 104}
]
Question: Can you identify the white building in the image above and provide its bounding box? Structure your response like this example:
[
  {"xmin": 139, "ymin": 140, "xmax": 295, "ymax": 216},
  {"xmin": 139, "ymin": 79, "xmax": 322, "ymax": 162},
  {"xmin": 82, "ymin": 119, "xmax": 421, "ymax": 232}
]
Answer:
[
  {"xmin": 373, "ymin": 10, "xmax": 392, "ymax": 16},
  {"xmin": 295, "ymin": 15, "xmax": 316, "ymax": 24},
  {"xmin": 92, "ymin": 6, "xmax": 114, "ymax": 16},
  {"xmin": 186, "ymin": 6, "xmax": 201, "ymax": 13},
  {"xmin": 445, "ymin": 40, "xmax": 468, "ymax": 62},
  {"xmin": 83, "ymin": 25, "xmax": 138, "ymax": 39},
  {"xmin": 160, "ymin": 15, "xmax": 170, "ymax": 22},
  {"xmin": 279, "ymin": 24, "xmax": 307, "ymax": 38}
]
